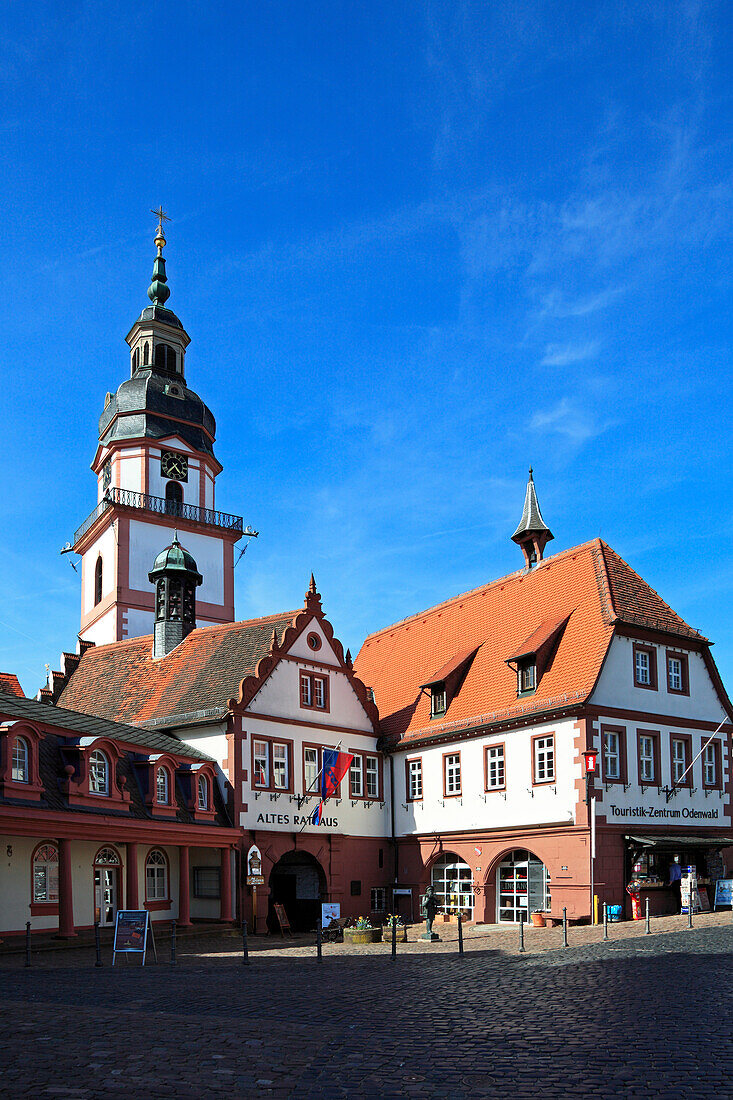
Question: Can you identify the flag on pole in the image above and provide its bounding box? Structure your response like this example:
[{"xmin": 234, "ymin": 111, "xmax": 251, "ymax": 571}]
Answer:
[{"xmin": 312, "ymin": 748, "xmax": 353, "ymax": 824}]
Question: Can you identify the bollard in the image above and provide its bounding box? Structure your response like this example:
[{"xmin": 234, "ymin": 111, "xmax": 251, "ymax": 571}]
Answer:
[
  {"xmin": 316, "ymin": 919, "xmax": 322, "ymax": 963},
  {"xmin": 645, "ymin": 898, "xmax": 651, "ymax": 935},
  {"xmin": 688, "ymin": 904, "xmax": 693, "ymax": 929},
  {"xmin": 170, "ymin": 919, "xmax": 177, "ymax": 966},
  {"xmin": 562, "ymin": 906, "xmax": 568, "ymax": 948},
  {"xmin": 457, "ymin": 916, "xmax": 464, "ymax": 956},
  {"xmin": 25, "ymin": 921, "xmax": 31, "ymax": 968},
  {"xmin": 242, "ymin": 919, "xmax": 249, "ymax": 965},
  {"xmin": 518, "ymin": 913, "xmax": 525, "ymax": 954},
  {"xmin": 391, "ymin": 919, "xmax": 397, "ymax": 960},
  {"xmin": 94, "ymin": 920, "xmax": 103, "ymax": 967},
  {"xmin": 603, "ymin": 903, "xmax": 609, "ymax": 941}
]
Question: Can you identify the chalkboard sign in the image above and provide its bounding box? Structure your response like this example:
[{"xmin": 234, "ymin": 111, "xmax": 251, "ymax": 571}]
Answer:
[
  {"xmin": 273, "ymin": 903, "xmax": 292, "ymax": 938},
  {"xmin": 113, "ymin": 910, "xmax": 154, "ymax": 966},
  {"xmin": 714, "ymin": 879, "xmax": 733, "ymax": 909}
]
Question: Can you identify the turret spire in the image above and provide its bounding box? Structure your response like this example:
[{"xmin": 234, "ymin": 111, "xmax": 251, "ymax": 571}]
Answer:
[
  {"xmin": 511, "ymin": 467, "xmax": 554, "ymax": 568},
  {"xmin": 147, "ymin": 206, "xmax": 172, "ymax": 307}
]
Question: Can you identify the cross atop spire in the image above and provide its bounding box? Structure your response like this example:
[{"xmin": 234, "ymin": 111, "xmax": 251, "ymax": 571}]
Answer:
[
  {"xmin": 147, "ymin": 206, "xmax": 171, "ymax": 307},
  {"xmin": 511, "ymin": 468, "xmax": 554, "ymax": 568}
]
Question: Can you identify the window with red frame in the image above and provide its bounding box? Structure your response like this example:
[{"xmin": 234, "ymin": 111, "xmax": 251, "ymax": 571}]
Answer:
[
  {"xmin": 253, "ymin": 739, "xmax": 292, "ymax": 792},
  {"xmin": 156, "ymin": 766, "xmax": 170, "ymax": 804},
  {"xmin": 702, "ymin": 740, "xmax": 720, "ymax": 788},
  {"xmin": 197, "ymin": 774, "xmax": 209, "ymax": 810},
  {"xmin": 11, "ymin": 736, "xmax": 29, "ymax": 783},
  {"xmin": 300, "ymin": 671, "xmax": 328, "ymax": 710}
]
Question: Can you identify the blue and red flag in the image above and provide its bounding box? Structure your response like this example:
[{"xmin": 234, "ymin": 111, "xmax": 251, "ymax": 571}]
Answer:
[{"xmin": 312, "ymin": 748, "xmax": 353, "ymax": 825}]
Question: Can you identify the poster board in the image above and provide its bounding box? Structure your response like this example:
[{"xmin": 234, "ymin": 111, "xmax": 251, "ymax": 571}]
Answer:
[
  {"xmin": 714, "ymin": 879, "xmax": 733, "ymax": 909},
  {"xmin": 321, "ymin": 902, "xmax": 340, "ymax": 926},
  {"xmin": 681, "ymin": 874, "xmax": 702, "ymax": 915},
  {"xmin": 273, "ymin": 903, "xmax": 292, "ymax": 938},
  {"xmin": 112, "ymin": 910, "xmax": 156, "ymax": 966}
]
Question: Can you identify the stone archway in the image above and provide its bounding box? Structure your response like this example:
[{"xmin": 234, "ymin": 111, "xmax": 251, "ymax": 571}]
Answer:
[{"xmin": 267, "ymin": 850, "xmax": 327, "ymax": 933}]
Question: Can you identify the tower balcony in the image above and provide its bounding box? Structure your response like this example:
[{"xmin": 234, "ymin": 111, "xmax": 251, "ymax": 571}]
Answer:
[{"xmin": 74, "ymin": 487, "xmax": 244, "ymax": 547}]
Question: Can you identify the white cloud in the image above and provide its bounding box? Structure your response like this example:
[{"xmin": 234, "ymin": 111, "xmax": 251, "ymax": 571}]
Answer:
[
  {"xmin": 529, "ymin": 398, "xmax": 612, "ymax": 445},
  {"xmin": 540, "ymin": 341, "xmax": 600, "ymax": 367}
]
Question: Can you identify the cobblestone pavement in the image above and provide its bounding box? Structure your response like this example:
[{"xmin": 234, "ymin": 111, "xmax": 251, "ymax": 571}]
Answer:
[{"xmin": 0, "ymin": 916, "xmax": 731, "ymax": 1098}]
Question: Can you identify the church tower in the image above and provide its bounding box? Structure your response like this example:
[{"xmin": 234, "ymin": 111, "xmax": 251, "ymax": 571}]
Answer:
[{"xmin": 72, "ymin": 212, "xmax": 244, "ymax": 644}]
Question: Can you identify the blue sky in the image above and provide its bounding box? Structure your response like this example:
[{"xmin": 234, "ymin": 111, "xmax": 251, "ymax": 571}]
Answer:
[{"xmin": 1, "ymin": 1, "xmax": 732, "ymax": 698}]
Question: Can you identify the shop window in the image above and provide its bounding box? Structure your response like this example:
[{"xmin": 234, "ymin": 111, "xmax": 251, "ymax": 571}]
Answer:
[
  {"xmin": 431, "ymin": 853, "xmax": 473, "ymax": 919},
  {"xmin": 431, "ymin": 683, "xmax": 447, "ymax": 718},
  {"xmin": 484, "ymin": 744, "xmax": 505, "ymax": 791},
  {"xmin": 702, "ymin": 740, "xmax": 721, "ymax": 789},
  {"xmin": 602, "ymin": 725, "xmax": 626, "ymax": 783},
  {"xmin": 371, "ymin": 887, "xmax": 386, "ymax": 912},
  {"xmin": 666, "ymin": 652, "xmax": 689, "ymax": 695},
  {"xmin": 300, "ymin": 672, "xmax": 329, "ymax": 711},
  {"xmin": 637, "ymin": 731, "xmax": 660, "ymax": 785},
  {"xmin": 156, "ymin": 766, "xmax": 170, "ymax": 804},
  {"xmin": 11, "ymin": 736, "xmax": 29, "ymax": 782},
  {"xmin": 197, "ymin": 774, "xmax": 209, "ymax": 810},
  {"xmin": 350, "ymin": 880, "xmax": 361, "ymax": 896},
  {"xmin": 633, "ymin": 644, "xmax": 657, "ymax": 689},
  {"xmin": 406, "ymin": 757, "xmax": 422, "ymax": 800},
  {"xmin": 193, "ymin": 867, "xmax": 221, "ymax": 899},
  {"xmin": 497, "ymin": 850, "xmax": 551, "ymax": 923},
  {"xmin": 32, "ymin": 843, "xmax": 59, "ymax": 904},
  {"xmin": 443, "ymin": 752, "xmax": 461, "ymax": 797},
  {"xmin": 89, "ymin": 748, "xmax": 110, "ymax": 795},
  {"xmin": 253, "ymin": 738, "xmax": 292, "ymax": 793},
  {"xmin": 146, "ymin": 849, "xmax": 169, "ymax": 901},
  {"xmin": 532, "ymin": 735, "xmax": 555, "ymax": 784}
]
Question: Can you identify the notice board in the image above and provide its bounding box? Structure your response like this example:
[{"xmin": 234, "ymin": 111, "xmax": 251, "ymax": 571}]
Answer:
[
  {"xmin": 714, "ymin": 879, "xmax": 733, "ymax": 909},
  {"xmin": 113, "ymin": 910, "xmax": 153, "ymax": 965},
  {"xmin": 273, "ymin": 903, "xmax": 292, "ymax": 938}
]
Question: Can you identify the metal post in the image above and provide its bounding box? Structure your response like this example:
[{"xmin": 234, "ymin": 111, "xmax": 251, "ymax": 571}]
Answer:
[
  {"xmin": 242, "ymin": 919, "xmax": 249, "ymax": 965},
  {"xmin": 316, "ymin": 919, "xmax": 322, "ymax": 963},
  {"xmin": 645, "ymin": 898, "xmax": 651, "ymax": 935},
  {"xmin": 170, "ymin": 919, "xmax": 177, "ymax": 966},
  {"xmin": 518, "ymin": 913, "xmax": 525, "ymax": 953},
  {"xmin": 391, "ymin": 919, "xmax": 397, "ymax": 959},
  {"xmin": 562, "ymin": 906, "xmax": 568, "ymax": 948},
  {"xmin": 457, "ymin": 916, "xmax": 464, "ymax": 956},
  {"xmin": 688, "ymin": 903, "xmax": 693, "ymax": 929},
  {"xmin": 25, "ymin": 921, "xmax": 31, "ymax": 968},
  {"xmin": 94, "ymin": 920, "xmax": 103, "ymax": 967},
  {"xmin": 603, "ymin": 902, "xmax": 609, "ymax": 941}
]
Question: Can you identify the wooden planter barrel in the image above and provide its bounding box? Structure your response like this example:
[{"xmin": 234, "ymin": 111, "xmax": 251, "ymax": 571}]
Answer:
[{"xmin": 343, "ymin": 926, "xmax": 383, "ymax": 945}]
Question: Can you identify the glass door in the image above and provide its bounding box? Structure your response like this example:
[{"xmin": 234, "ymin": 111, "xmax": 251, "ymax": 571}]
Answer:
[
  {"xmin": 94, "ymin": 868, "xmax": 118, "ymax": 926},
  {"xmin": 497, "ymin": 851, "xmax": 551, "ymax": 923}
]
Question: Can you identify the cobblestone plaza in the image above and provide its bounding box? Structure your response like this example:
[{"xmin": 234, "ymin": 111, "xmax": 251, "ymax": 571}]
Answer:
[{"xmin": 1, "ymin": 915, "xmax": 731, "ymax": 1098}]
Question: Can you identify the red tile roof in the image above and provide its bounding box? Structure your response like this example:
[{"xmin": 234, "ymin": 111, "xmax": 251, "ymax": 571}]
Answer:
[
  {"xmin": 0, "ymin": 673, "xmax": 24, "ymax": 698},
  {"xmin": 353, "ymin": 539, "xmax": 706, "ymax": 747},
  {"xmin": 58, "ymin": 611, "xmax": 299, "ymax": 727}
]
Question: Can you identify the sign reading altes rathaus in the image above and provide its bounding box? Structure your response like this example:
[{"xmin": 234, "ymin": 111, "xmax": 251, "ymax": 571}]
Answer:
[{"xmin": 608, "ymin": 804, "xmax": 719, "ymax": 820}]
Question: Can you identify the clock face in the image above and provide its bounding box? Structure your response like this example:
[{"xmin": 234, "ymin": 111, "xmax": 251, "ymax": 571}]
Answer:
[{"xmin": 161, "ymin": 451, "xmax": 188, "ymax": 482}]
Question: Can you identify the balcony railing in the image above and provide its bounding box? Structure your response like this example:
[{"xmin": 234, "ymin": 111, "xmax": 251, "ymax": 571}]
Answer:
[{"xmin": 74, "ymin": 487, "xmax": 244, "ymax": 544}]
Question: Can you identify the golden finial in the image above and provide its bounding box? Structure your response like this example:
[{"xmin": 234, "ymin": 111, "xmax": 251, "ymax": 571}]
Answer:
[{"xmin": 151, "ymin": 205, "xmax": 171, "ymax": 252}]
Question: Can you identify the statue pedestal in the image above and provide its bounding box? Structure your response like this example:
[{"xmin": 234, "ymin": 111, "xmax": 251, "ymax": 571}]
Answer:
[{"xmin": 420, "ymin": 932, "xmax": 440, "ymax": 942}]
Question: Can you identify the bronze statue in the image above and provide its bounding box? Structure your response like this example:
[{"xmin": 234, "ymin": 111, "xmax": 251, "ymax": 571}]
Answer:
[{"xmin": 420, "ymin": 885, "xmax": 441, "ymax": 942}]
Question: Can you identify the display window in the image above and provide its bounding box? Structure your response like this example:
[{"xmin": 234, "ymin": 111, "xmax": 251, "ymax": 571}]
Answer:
[
  {"xmin": 497, "ymin": 850, "xmax": 551, "ymax": 923},
  {"xmin": 430, "ymin": 853, "xmax": 474, "ymax": 919}
]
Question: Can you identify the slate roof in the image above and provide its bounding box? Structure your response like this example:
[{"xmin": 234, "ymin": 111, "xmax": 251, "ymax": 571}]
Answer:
[
  {"xmin": 0, "ymin": 690, "xmax": 214, "ymax": 761},
  {"xmin": 354, "ymin": 539, "xmax": 710, "ymax": 748},
  {"xmin": 58, "ymin": 611, "xmax": 300, "ymax": 727}
]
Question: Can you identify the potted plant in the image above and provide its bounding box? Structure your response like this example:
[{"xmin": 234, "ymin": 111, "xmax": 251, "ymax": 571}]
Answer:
[
  {"xmin": 531, "ymin": 910, "xmax": 546, "ymax": 928},
  {"xmin": 343, "ymin": 916, "xmax": 383, "ymax": 945},
  {"xmin": 384, "ymin": 914, "xmax": 407, "ymax": 942}
]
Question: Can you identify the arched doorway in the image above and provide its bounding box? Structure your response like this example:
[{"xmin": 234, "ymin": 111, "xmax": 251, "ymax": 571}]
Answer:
[
  {"xmin": 496, "ymin": 850, "xmax": 551, "ymax": 923},
  {"xmin": 430, "ymin": 853, "xmax": 474, "ymax": 920},
  {"xmin": 268, "ymin": 851, "xmax": 327, "ymax": 933}
]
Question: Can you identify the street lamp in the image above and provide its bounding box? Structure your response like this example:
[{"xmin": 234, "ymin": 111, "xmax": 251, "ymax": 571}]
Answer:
[
  {"xmin": 582, "ymin": 748, "xmax": 598, "ymax": 804},
  {"xmin": 582, "ymin": 747, "xmax": 599, "ymax": 924}
]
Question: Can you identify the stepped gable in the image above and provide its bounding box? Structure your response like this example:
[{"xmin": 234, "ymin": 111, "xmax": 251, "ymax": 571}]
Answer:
[
  {"xmin": 354, "ymin": 539, "xmax": 703, "ymax": 747},
  {"xmin": 58, "ymin": 611, "xmax": 299, "ymax": 727}
]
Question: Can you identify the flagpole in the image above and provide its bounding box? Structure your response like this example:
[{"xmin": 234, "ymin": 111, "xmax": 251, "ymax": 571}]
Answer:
[{"xmin": 298, "ymin": 741, "xmax": 344, "ymax": 832}]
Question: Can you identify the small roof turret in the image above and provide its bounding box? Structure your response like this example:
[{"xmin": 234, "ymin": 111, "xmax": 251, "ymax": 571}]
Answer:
[
  {"xmin": 511, "ymin": 468, "xmax": 554, "ymax": 568},
  {"xmin": 149, "ymin": 535, "xmax": 203, "ymax": 585}
]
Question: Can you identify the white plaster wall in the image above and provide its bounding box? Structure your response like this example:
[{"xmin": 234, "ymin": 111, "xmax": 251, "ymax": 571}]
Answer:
[
  {"xmin": 124, "ymin": 608, "xmax": 155, "ymax": 639},
  {"xmin": 178, "ymin": 727, "xmax": 230, "ymax": 795},
  {"xmin": 115, "ymin": 448, "xmax": 145, "ymax": 494},
  {"xmin": 128, "ymin": 519, "xmax": 225, "ymax": 605},
  {"xmin": 240, "ymin": 718, "xmax": 390, "ymax": 839},
  {"xmin": 81, "ymin": 524, "xmax": 117, "ymax": 614},
  {"xmin": 0, "ymin": 834, "xmax": 60, "ymax": 932},
  {"xmin": 80, "ymin": 606, "xmax": 117, "ymax": 646},
  {"xmin": 590, "ymin": 714, "xmax": 730, "ymax": 828},
  {"xmin": 288, "ymin": 619, "xmax": 341, "ymax": 666},
  {"xmin": 247, "ymin": 660, "xmax": 373, "ymax": 732},
  {"xmin": 393, "ymin": 718, "xmax": 580, "ymax": 838},
  {"xmin": 592, "ymin": 636, "xmax": 726, "ymax": 722}
]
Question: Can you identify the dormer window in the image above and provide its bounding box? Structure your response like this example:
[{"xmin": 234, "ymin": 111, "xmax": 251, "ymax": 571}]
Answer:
[
  {"xmin": 156, "ymin": 766, "xmax": 170, "ymax": 804},
  {"xmin": 431, "ymin": 683, "xmax": 447, "ymax": 718},
  {"xmin": 11, "ymin": 736, "xmax": 29, "ymax": 782},
  {"xmin": 89, "ymin": 748, "xmax": 110, "ymax": 795},
  {"xmin": 517, "ymin": 660, "xmax": 536, "ymax": 695}
]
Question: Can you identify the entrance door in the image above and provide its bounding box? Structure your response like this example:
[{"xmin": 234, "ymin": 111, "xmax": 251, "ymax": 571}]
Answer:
[
  {"xmin": 94, "ymin": 868, "xmax": 118, "ymax": 926},
  {"xmin": 497, "ymin": 850, "xmax": 550, "ymax": 923}
]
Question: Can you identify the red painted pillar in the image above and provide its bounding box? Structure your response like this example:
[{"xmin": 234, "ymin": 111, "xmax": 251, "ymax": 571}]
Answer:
[
  {"xmin": 178, "ymin": 846, "xmax": 191, "ymax": 926},
  {"xmin": 220, "ymin": 847, "xmax": 233, "ymax": 922},
  {"xmin": 126, "ymin": 842, "xmax": 139, "ymax": 909},
  {"xmin": 57, "ymin": 838, "xmax": 76, "ymax": 939}
]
